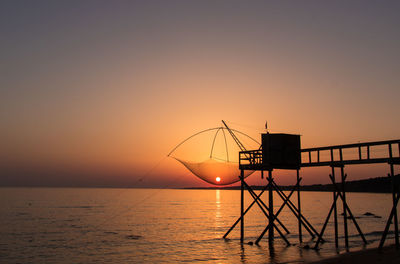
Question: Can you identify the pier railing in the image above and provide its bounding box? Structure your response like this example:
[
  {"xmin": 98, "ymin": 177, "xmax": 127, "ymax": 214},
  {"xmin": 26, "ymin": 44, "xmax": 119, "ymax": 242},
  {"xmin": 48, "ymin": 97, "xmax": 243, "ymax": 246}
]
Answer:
[
  {"xmin": 239, "ymin": 149, "xmax": 263, "ymax": 170},
  {"xmin": 239, "ymin": 139, "xmax": 400, "ymax": 170},
  {"xmin": 301, "ymin": 139, "xmax": 400, "ymax": 167}
]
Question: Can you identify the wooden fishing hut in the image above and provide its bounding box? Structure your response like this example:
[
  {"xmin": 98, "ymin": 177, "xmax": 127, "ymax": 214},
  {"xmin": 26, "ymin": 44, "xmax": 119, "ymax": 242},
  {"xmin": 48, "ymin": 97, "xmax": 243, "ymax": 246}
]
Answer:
[{"xmin": 223, "ymin": 132, "xmax": 319, "ymax": 246}]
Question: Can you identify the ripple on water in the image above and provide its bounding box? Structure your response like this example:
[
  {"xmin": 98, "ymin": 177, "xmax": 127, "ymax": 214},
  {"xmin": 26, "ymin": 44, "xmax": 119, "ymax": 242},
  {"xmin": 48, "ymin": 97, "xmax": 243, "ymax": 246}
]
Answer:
[{"xmin": 125, "ymin": 235, "xmax": 142, "ymax": 240}]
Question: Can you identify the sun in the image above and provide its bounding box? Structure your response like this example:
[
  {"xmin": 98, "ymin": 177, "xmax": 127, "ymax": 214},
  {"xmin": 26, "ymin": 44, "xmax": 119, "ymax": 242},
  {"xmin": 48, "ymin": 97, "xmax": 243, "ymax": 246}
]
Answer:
[{"xmin": 216, "ymin": 177, "xmax": 221, "ymax": 182}]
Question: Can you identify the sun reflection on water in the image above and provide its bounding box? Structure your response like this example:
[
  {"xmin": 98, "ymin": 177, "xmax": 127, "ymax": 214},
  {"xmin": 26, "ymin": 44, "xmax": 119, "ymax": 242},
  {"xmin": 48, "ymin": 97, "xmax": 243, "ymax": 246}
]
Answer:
[{"xmin": 215, "ymin": 189, "xmax": 222, "ymax": 228}]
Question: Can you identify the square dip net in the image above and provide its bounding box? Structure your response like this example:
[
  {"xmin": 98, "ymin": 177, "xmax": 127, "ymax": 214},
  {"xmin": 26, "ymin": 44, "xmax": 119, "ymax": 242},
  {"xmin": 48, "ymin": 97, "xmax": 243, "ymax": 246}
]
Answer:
[{"xmin": 168, "ymin": 125, "xmax": 260, "ymax": 185}]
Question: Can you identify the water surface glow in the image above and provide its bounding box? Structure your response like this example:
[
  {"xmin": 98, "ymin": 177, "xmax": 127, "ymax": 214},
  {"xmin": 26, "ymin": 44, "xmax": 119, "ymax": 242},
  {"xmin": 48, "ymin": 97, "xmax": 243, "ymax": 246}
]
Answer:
[{"xmin": 0, "ymin": 188, "xmax": 394, "ymax": 263}]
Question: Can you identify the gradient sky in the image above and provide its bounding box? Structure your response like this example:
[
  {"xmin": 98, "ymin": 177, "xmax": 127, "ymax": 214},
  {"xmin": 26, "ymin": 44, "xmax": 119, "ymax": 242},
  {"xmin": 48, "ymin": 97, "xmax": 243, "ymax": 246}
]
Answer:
[{"xmin": 1, "ymin": 0, "xmax": 400, "ymax": 187}]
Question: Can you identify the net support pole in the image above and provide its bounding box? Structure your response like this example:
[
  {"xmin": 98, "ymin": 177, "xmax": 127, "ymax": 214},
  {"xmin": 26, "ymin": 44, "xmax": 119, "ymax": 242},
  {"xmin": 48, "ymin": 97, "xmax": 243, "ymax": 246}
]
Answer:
[{"xmin": 240, "ymin": 169, "xmax": 244, "ymax": 243}]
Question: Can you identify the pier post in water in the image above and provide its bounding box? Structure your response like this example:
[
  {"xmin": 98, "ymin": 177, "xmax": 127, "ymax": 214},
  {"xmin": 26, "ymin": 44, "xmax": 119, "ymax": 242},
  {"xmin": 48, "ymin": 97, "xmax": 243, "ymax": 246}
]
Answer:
[
  {"xmin": 240, "ymin": 169, "xmax": 244, "ymax": 243},
  {"xmin": 339, "ymin": 148, "xmax": 349, "ymax": 248},
  {"xmin": 389, "ymin": 144, "xmax": 399, "ymax": 247},
  {"xmin": 330, "ymin": 149, "xmax": 339, "ymax": 248},
  {"xmin": 297, "ymin": 169, "xmax": 303, "ymax": 243},
  {"xmin": 268, "ymin": 170, "xmax": 274, "ymax": 243}
]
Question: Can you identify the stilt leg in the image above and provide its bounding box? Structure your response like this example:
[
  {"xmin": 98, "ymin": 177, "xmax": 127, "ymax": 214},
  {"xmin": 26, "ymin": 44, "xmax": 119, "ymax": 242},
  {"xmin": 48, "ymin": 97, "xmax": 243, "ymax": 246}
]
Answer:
[
  {"xmin": 272, "ymin": 181, "xmax": 321, "ymax": 239},
  {"xmin": 389, "ymin": 144, "xmax": 399, "ymax": 248},
  {"xmin": 268, "ymin": 170, "xmax": 274, "ymax": 244},
  {"xmin": 379, "ymin": 190, "xmax": 400, "ymax": 248},
  {"xmin": 339, "ymin": 149, "xmax": 349, "ymax": 248},
  {"xmin": 329, "ymin": 174, "xmax": 367, "ymax": 245},
  {"xmin": 240, "ymin": 169, "xmax": 244, "ymax": 243},
  {"xmin": 223, "ymin": 184, "xmax": 268, "ymax": 238},
  {"xmin": 297, "ymin": 169, "xmax": 303, "ymax": 243},
  {"xmin": 331, "ymin": 165, "xmax": 339, "ymax": 248},
  {"xmin": 315, "ymin": 193, "xmax": 339, "ymax": 249}
]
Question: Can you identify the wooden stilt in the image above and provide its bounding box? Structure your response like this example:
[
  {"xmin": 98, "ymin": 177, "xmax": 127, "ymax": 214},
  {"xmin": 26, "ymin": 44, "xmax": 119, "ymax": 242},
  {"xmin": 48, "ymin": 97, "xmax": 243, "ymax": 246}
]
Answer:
[
  {"xmin": 223, "ymin": 184, "xmax": 268, "ymax": 239},
  {"xmin": 272, "ymin": 181, "xmax": 320, "ymax": 239},
  {"xmin": 268, "ymin": 170, "xmax": 274, "ymax": 244},
  {"xmin": 243, "ymin": 181, "xmax": 290, "ymax": 234},
  {"xmin": 329, "ymin": 174, "xmax": 368, "ymax": 245},
  {"xmin": 297, "ymin": 169, "xmax": 303, "ymax": 243},
  {"xmin": 315, "ymin": 192, "xmax": 339, "ymax": 249},
  {"xmin": 242, "ymin": 182, "xmax": 290, "ymax": 244},
  {"xmin": 330, "ymin": 149, "xmax": 339, "ymax": 248},
  {"xmin": 339, "ymin": 149, "xmax": 349, "ymax": 248},
  {"xmin": 379, "ymin": 185, "xmax": 400, "ymax": 249},
  {"xmin": 244, "ymin": 184, "xmax": 290, "ymax": 245},
  {"xmin": 389, "ymin": 144, "xmax": 399, "ymax": 248},
  {"xmin": 316, "ymin": 172, "xmax": 367, "ymax": 249},
  {"xmin": 240, "ymin": 169, "xmax": 244, "ymax": 243},
  {"xmin": 255, "ymin": 178, "xmax": 302, "ymax": 244}
]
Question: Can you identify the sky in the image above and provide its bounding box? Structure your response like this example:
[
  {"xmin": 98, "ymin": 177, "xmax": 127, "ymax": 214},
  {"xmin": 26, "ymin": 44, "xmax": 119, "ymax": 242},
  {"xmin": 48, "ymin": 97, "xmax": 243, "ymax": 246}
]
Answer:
[{"xmin": 1, "ymin": 0, "xmax": 400, "ymax": 188}]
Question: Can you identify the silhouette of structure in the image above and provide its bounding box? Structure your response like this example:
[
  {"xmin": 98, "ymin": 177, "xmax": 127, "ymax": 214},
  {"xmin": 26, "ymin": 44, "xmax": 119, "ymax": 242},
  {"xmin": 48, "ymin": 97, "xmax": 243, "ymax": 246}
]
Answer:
[
  {"xmin": 225, "ymin": 131, "xmax": 400, "ymax": 249},
  {"xmin": 301, "ymin": 140, "xmax": 400, "ymax": 249},
  {"xmin": 170, "ymin": 121, "xmax": 399, "ymax": 249},
  {"xmin": 224, "ymin": 131, "xmax": 322, "ymax": 246}
]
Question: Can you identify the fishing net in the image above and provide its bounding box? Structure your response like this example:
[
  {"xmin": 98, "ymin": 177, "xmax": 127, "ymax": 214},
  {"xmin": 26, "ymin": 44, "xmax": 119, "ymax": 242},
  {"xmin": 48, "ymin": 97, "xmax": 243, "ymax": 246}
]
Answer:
[
  {"xmin": 169, "ymin": 126, "xmax": 260, "ymax": 185},
  {"xmin": 174, "ymin": 158, "xmax": 254, "ymax": 185}
]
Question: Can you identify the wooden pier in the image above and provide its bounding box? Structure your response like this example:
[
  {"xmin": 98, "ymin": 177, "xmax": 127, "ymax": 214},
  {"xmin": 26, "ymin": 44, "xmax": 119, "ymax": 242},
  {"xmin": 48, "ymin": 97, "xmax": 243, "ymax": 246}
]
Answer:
[{"xmin": 225, "ymin": 136, "xmax": 400, "ymax": 249}]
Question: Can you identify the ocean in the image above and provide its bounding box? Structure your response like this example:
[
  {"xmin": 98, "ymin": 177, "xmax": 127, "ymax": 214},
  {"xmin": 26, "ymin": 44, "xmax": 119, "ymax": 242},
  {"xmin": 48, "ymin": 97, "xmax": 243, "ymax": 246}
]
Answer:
[{"xmin": 0, "ymin": 188, "xmax": 395, "ymax": 263}]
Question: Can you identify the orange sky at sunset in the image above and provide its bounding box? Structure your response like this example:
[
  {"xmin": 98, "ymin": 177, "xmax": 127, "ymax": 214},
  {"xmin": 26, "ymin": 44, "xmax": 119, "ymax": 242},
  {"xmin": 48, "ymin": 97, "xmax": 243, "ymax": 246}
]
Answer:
[{"xmin": 1, "ymin": 1, "xmax": 400, "ymax": 187}]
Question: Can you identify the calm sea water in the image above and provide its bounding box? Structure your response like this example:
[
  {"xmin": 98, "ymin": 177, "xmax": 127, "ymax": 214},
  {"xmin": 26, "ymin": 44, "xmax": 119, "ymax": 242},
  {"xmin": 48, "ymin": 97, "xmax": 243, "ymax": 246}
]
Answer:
[{"xmin": 0, "ymin": 188, "xmax": 395, "ymax": 263}]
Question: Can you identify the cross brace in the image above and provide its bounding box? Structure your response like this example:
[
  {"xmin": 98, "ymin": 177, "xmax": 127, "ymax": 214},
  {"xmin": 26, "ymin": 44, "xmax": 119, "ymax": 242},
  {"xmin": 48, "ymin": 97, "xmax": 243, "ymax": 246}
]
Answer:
[
  {"xmin": 224, "ymin": 172, "xmax": 319, "ymax": 246},
  {"xmin": 314, "ymin": 172, "xmax": 367, "ymax": 249}
]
